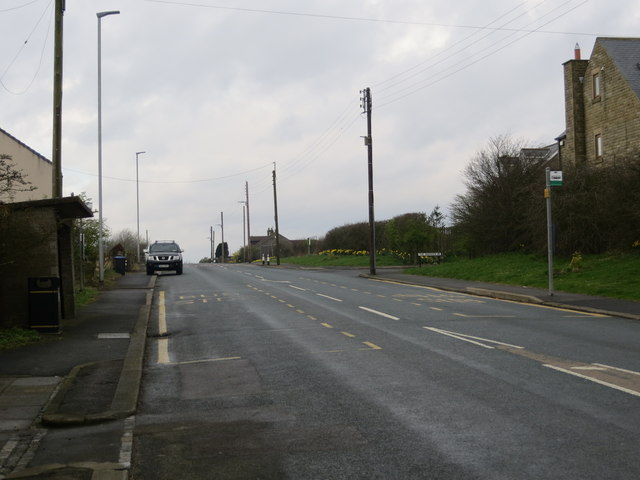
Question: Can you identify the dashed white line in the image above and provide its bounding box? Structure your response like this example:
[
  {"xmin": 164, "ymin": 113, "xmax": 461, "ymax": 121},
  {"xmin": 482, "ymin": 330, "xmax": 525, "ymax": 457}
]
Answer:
[
  {"xmin": 317, "ymin": 293, "xmax": 343, "ymax": 302},
  {"xmin": 358, "ymin": 306, "xmax": 400, "ymax": 321}
]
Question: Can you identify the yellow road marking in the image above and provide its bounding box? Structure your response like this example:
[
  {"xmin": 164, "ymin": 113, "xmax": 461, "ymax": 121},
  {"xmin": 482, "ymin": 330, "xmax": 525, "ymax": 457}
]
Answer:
[
  {"xmin": 158, "ymin": 291, "xmax": 169, "ymax": 364},
  {"xmin": 321, "ymin": 322, "xmax": 333, "ymax": 329},
  {"xmin": 362, "ymin": 341, "xmax": 382, "ymax": 350},
  {"xmin": 341, "ymin": 331, "xmax": 356, "ymax": 338},
  {"xmin": 159, "ymin": 291, "xmax": 167, "ymax": 335}
]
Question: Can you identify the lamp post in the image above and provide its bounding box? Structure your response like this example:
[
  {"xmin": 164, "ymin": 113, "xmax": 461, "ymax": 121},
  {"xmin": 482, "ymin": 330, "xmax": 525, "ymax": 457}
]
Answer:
[
  {"xmin": 238, "ymin": 201, "xmax": 247, "ymax": 262},
  {"xmin": 97, "ymin": 10, "xmax": 120, "ymax": 285},
  {"xmin": 135, "ymin": 151, "xmax": 146, "ymax": 263}
]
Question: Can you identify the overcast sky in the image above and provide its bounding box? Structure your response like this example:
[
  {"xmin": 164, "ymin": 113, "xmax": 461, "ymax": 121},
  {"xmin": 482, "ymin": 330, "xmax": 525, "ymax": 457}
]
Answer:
[{"xmin": 2, "ymin": 0, "xmax": 638, "ymax": 262}]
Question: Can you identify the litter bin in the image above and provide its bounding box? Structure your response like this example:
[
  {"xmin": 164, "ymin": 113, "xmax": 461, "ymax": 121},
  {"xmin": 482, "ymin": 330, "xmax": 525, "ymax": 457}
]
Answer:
[
  {"xmin": 28, "ymin": 277, "xmax": 61, "ymax": 333},
  {"xmin": 113, "ymin": 255, "xmax": 127, "ymax": 275}
]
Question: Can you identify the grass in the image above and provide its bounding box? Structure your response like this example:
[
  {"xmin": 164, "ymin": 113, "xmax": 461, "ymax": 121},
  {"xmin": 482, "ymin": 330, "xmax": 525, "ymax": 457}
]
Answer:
[
  {"xmin": 280, "ymin": 254, "xmax": 403, "ymax": 268},
  {"xmin": 0, "ymin": 327, "xmax": 42, "ymax": 351},
  {"xmin": 282, "ymin": 251, "xmax": 640, "ymax": 302},
  {"xmin": 406, "ymin": 252, "xmax": 640, "ymax": 301}
]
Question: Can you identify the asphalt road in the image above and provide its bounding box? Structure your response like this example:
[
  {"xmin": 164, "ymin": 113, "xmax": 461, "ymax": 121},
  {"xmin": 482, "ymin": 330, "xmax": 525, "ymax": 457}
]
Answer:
[{"xmin": 131, "ymin": 264, "xmax": 640, "ymax": 479}]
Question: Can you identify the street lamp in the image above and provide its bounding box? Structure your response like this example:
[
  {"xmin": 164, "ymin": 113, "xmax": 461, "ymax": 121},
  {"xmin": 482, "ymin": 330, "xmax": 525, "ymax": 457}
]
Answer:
[
  {"xmin": 97, "ymin": 10, "xmax": 120, "ymax": 285},
  {"xmin": 238, "ymin": 200, "xmax": 246, "ymax": 262},
  {"xmin": 136, "ymin": 151, "xmax": 146, "ymax": 263}
]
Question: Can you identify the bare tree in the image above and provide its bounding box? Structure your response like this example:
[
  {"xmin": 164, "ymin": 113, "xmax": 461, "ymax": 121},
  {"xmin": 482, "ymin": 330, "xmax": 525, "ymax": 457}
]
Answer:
[
  {"xmin": 0, "ymin": 154, "xmax": 35, "ymax": 201},
  {"xmin": 450, "ymin": 134, "xmax": 546, "ymax": 256}
]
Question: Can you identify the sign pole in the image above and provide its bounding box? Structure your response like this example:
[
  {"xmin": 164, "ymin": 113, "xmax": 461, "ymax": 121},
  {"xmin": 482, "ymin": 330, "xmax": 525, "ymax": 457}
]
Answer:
[{"xmin": 545, "ymin": 167, "xmax": 554, "ymax": 296}]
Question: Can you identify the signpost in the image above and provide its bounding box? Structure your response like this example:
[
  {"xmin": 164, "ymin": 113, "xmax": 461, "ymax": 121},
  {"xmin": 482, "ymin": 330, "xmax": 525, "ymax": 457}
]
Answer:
[{"xmin": 545, "ymin": 168, "xmax": 563, "ymax": 296}]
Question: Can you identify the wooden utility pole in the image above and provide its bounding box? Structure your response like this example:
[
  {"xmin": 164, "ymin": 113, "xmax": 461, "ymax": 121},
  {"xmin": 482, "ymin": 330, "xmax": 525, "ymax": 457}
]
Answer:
[
  {"xmin": 52, "ymin": 0, "xmax": 65, "ymax": 197},
  {"xmin": 361, "ymin": 87, "xmax": 376, "ymax": 275},
  {"xmin": 272, "ymin": 164, "xmax": 281, "ymax": 265}
]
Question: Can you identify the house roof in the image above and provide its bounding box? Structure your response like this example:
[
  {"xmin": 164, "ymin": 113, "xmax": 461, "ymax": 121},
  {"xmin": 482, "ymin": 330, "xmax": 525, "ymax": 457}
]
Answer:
[
  {"xmin": 0, "ymin": 126, "xmax": 51, "ymax": 164},
  {"xmin": 597, "ymin": 37, "xmax": 640, "ymax": 100}
]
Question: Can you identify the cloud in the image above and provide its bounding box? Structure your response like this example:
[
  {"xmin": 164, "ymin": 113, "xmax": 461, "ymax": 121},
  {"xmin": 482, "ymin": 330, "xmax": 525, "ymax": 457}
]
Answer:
[{"xmin": 1, "ymin": 0, "xmax": 636, "ymax": 262}]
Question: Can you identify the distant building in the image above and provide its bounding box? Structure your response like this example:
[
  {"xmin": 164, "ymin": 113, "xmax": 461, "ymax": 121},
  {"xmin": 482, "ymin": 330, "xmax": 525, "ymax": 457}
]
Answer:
[
  {"xmin": 560, "ymin": 38, "xmax": 640, "ymax": 167},
  {"xmin": 250, "ymin": 228, "xmax": 292, "ymax": 258}
]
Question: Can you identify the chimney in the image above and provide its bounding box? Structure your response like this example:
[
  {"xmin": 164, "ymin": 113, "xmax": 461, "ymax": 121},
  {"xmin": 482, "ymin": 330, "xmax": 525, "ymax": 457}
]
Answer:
[{"xmin": 574, "ymin": 42, "xmax": 581, "ymax": 60}]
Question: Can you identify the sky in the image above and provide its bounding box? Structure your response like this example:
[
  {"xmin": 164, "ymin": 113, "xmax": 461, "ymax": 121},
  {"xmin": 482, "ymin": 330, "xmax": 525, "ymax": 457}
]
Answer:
[{"xmin": 2, "ymin": 0, "xmax": 639, "ymax": 262}]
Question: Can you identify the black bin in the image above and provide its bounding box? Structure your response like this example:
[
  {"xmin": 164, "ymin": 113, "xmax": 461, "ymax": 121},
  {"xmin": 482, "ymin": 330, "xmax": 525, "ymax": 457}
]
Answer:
[
  {"xmin": 113, "ymin": 256, "xmax": 127, "ymax": 275},
  {"xmin": 28, "ymin": 277, "xmax": 61, "ymax": 333}
]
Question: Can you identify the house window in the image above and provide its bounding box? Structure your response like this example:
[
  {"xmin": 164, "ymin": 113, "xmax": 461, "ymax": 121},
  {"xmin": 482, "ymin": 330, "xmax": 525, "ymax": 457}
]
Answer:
[
  {"xmin": 595, "ymin": 134, "xmax": 603, "ymax": 159},
  {"xmin": 593, "ymin": 72, "xmax": 601, "ymax": 100}
]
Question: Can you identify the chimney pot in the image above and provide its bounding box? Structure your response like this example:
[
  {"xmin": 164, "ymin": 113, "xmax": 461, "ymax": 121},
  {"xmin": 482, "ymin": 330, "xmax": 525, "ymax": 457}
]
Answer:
[{"xmin": 574, "ymin": 42, "xmax": 581, "ymax": 60}]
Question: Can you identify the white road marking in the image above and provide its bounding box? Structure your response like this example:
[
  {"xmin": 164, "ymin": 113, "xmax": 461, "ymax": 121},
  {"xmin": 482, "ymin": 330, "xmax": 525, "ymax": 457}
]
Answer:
[
  {"xmin": 97, "ymin": 333, "xmax": 130, "ymax": 339},
  {"xmin": 317, "ymin": 293, "xmax": 343, "ymax": 302},
  {"xmin": 423, "ymin": 327, "xmax": 524, "ymax": 350},
  {"xmin": 119, "ymin": 416, "xmax": 135, "ymax": 467},
  {"xmin": 358, "ymin": 306, "xmax": 400, "ymax": 321},
  {"xmin": 289, "ymin": 285, "xmax": 307, "ymax": 291},
  {"xmin": 543, "ymin": 364, "xmax": 640, "ymax": 398},
  {"xmin": 593, "ymin": 363, "xmax": 640, "ymax": 376}
]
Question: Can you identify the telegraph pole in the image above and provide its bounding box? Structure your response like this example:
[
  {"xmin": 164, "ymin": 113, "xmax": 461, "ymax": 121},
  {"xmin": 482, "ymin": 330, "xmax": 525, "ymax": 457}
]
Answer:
[
  {"xmin": 272, "ymin": 164, "xmax": 281, "ymax": 265},
  {"xmin": 52, "ymin": 0, "xmax": 65, "ymax": 197},
  {"xmin": 361, "ymin": 87, "xmax": 376, "ymax": 275},
  {"xmin": 210, "ymin": 226, "xmax": 214, "ymax": 262},
  {"xmin": 246, "ymin": 181, "xmax": 252, "ymax": 262}
]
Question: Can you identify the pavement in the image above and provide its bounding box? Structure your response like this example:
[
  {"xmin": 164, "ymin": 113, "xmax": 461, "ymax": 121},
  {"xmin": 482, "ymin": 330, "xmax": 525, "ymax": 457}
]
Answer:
[
  {"xmin": 1, "ymin": 266, "xmax": 639, "ymax": 479},
  {"xmin": 0, "ymin": 272, "xmax": 155, "ymax": 480}
]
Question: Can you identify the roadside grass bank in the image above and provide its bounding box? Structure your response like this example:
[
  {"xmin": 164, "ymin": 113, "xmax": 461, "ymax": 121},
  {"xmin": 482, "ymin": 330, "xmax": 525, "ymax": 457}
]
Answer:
[
  {"xmin": 407, "ymin": 252, "xmax": 640, "ymax": 301},
  {"xmin": 280, "ymin": 253, "xmax": 403, "ymax": 268},
  {"xmin": 281, "ymin": 252, "xmax": 640, "ymax": 302},
  {"xmin": 0, "ymin": 327, "xmax": 42, "ymax": 351}
]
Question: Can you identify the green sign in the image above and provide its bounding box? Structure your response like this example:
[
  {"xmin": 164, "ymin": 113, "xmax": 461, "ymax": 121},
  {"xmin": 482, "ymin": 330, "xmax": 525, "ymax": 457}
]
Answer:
[{"xmin": 550, "ymin": 170, "xmax": 563, "ymax": 186}]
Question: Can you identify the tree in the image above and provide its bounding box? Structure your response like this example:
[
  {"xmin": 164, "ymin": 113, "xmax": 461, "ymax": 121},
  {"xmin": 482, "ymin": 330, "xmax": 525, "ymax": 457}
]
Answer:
[
  {"xmin": 73, "ymin": 194, "xmax": 110, "ymax": 285},
  {"xmin": 450, "ymin": 134, "xmax": 546, "ymax": 256},
  {"xmin": 110, "ymin": 229, "xmax": 138, "ymax": 257},
  {"xmin": 215, "ymin": 242, "xmax": 229, "ymax": 260},
  {"xmin": 0, "ymin": 154, "xmax": 35, "ymax": 201}
]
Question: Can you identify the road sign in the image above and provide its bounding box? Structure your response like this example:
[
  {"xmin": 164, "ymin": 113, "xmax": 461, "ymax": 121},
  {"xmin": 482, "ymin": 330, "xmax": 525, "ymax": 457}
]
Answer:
[{"xmin": 550, "ymin": 170, "xmax": 563, "ymax": 186}]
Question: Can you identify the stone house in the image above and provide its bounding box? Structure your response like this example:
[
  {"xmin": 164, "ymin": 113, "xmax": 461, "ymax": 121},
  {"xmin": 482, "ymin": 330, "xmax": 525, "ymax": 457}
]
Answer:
[
  {"xmin": 560, "ymin": 38, "xmax": 640, "ymax": 167},
  {"xmin": 0, "ymin": 126, "xmax": 53, "ymax": 202},
  {"xmin": 249, "ymin": 228, "xmax": 293, "ymax": 259}
]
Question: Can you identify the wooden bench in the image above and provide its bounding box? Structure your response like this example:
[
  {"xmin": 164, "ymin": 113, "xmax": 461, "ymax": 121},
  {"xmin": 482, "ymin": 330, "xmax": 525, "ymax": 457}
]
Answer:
[{"xmin": 418, "ymin": 252, "xmax": 443, "ymax": 266}]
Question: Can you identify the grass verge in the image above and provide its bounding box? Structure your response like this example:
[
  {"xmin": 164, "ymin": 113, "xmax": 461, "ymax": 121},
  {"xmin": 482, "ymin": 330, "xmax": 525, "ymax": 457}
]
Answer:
[
  {"xmin": 406, "ymin": 252, "xmax": 640, "ymax": 301},
  {"xmin": 280, "ymin": 254, "xmax": 404, "ymax": 268},
  {"xmin": 281, "ymin": 251, "xmax": 640, "ymax": 301},
  {"xmin": 0, "ymin": 328, "xmax": 42, "ymax": 351}
]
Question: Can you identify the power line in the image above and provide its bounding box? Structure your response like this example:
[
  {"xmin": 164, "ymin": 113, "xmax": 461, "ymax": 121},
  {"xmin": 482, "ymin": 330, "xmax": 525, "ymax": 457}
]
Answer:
[
  {"xmin": 62, "ymin": 161, "xmax": 273, "ymax": 184},
  {"xmin": 0, "ymin": 0, "xmax": 45, "ymax": 14},
  {"xmin": 144, "ymin": 0, "xmax": 603, "ymax": 37},
  {"xmin": 0, "ymin": 0, "xmax": 54, "ymax": 95},
  {"xmin": 374, "ymin": 0, "xmax": 542, "ymax": 92},
  {"xmin": 376, "ymin": 0, "xmax": 590, "ymax": 109}
]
